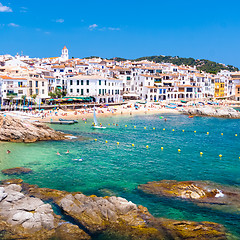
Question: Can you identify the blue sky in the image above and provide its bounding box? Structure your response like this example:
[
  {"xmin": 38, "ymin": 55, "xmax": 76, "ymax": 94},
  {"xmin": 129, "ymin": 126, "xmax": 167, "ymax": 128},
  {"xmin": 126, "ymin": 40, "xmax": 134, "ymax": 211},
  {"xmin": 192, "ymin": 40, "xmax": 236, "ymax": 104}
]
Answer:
[{"xmin": 0, "ymin": 0, "xmax": 240, "ymax": 67}]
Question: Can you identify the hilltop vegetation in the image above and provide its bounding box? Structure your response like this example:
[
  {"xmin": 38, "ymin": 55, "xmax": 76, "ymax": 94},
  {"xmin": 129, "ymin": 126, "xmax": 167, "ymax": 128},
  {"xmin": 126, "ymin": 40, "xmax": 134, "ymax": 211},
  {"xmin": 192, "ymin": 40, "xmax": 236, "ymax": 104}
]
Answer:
[{"xmin": 108, "ymin": 56, "xmax": 238, "ymax": 74}]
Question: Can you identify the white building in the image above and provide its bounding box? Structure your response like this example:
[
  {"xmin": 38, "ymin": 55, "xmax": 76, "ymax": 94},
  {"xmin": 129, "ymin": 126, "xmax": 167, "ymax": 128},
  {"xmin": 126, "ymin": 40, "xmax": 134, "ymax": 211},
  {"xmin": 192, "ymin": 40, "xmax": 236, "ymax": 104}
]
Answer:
[{"xmin": 67, "ymin": 75, "xmax": 123, "ymax": 103}]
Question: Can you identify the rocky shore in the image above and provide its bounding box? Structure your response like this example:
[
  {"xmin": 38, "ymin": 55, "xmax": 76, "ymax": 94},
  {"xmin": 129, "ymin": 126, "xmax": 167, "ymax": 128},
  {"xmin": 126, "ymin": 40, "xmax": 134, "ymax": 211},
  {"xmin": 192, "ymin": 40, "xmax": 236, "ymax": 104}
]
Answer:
[
  {"xmin": 138, "ymin": 180, "xmax": 240, "ymax": 213},
  {"xmin": 180, "ymin": 106, "xmax": 240, "ymax": 118},
  {"xmin": 0, "ymin": 115, "xmax": 67, "ymax": 143},
  {"xmin": 0, "ymin": 179, "xmax": 228, "ymax": 240}
]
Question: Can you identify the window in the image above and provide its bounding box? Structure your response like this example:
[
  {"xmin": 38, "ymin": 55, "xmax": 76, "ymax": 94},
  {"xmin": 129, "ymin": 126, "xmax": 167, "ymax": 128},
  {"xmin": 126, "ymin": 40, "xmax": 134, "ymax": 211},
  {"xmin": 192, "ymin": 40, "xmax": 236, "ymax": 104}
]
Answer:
[
  {"xmin": 105, "ymin": 80, "xmax": 107, "ymax": 85},
  {"xmin": 99, "ymin": 80, "xmax": 101, "ymax": 85},
  {"xmin": 42, "ymin": 90, "xmax": 44, "ymax": 94},
  {"xmin": 70, "ymin": 89, "xmax": 73, "ymax": 93},
  {"xmin": 36, "ymin": 81, "xmax": 38, "ymax": 87},
  {"xmin": 87, "ymin": 89, "xmax": 89, "ymax": 93},
  {"xmin": 42, "ymin": 82, "xmax": 44, "ymax": 86},
  {"xmin": 81, "ymin": 80, "xmax": 84, "ymax": 85},
  {"xmin": 81, "ymin": 89, "xmax": 84, "ymax": 95},
  {"xmin": 86, "ymin": 80, "xmax": 89, "ymax": 85},
  {"xmin": 36, "ymin": 89, "xmax": 39, "ymax": 94},
  {"xmin": 18, "ymin": 90, "xmax": 23, "ymax": 94},
  {"xmin": 70, "ymin": 80, "xmax": 73, "ymax": 85},
  {"xmin": 77, "ymin": 80, "xmax": 79, "ymax": 85},
  {"xmin": 99, "ymin": 89, "xmax": 101, "ymax": 94},
  {"xmin": 77, "ymin": 89, "xmax": 79, "ymax": 93}
]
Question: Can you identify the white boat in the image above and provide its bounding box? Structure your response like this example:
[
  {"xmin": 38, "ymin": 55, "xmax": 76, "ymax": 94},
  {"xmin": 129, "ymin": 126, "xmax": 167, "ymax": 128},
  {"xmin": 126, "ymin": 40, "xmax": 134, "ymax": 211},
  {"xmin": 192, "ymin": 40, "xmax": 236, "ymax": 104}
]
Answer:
[{"xmin": 92, "ymin": 106, "xmax": 106, "ymax": 129}]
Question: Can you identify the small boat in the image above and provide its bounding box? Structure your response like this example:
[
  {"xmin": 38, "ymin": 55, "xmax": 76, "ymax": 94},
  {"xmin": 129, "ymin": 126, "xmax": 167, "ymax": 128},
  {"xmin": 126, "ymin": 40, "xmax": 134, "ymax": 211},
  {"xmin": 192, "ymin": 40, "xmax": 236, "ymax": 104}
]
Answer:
[
  {"xmin": 166, "ymin": 105, "xmax": 176, "ymax": 109},
  {"xmin": 59, "ymin": 118, "xmax": 78, "ymax": 123},
  {"xmin": 46, "ymin": 120, "xmax": 75, "ymax": 125},
  {"xmin": 92, "ymin": 106, "xmax": 106, "ymax": 129},
  {"xmin": 188, "ymin": 116, "xmax": 194, "ymax": 118},
  {"xmin": 181, "ymin": 100, "xmax": 188, "ymax": 103}
]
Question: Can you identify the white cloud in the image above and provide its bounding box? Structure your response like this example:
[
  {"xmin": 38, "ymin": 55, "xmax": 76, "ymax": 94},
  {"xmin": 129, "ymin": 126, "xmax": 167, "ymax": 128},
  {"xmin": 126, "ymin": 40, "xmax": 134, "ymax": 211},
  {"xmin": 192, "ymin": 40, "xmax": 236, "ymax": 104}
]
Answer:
[
  {"xmin": 89, "ymin": 24, "xmax": 98, "ymax": 30},
  {"xmin": 108, "ymin": 27, "xmax": 120, "ymax": 31},
  {"xmin": 55, "ymin": 19, "xmax": 64, "ymax": 23},
  {"xmin": 20, "ymin": 7, "xmax": 27, "ymax": 13},
  {"xmin": 8, "ymin": 23, "xmax": 19, "ymax": 27},
  {"xmin": 0, "ymin": 2, "xmax": 12, "ymax": 12}
]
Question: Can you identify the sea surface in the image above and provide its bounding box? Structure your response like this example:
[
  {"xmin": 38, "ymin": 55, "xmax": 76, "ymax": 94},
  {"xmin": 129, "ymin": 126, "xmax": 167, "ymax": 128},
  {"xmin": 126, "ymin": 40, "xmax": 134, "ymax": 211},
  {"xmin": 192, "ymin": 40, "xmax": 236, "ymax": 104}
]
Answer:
[{"xmin": 0, "ymin": 113, "xmax": 240, "ymax": 238}]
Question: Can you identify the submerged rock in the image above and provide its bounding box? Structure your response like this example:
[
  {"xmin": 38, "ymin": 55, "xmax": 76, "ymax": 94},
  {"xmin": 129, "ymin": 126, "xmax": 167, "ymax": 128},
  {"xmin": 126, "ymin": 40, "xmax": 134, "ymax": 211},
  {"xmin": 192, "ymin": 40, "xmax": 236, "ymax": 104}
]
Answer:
[
  {"xmin": 0, "ymin": 115, "xmax": 67, "ymax": 143},
  {"xmin": 138, "ymin": 180, "xmax": 240, "ymax": 213},
  {"xmin": 1, "ymin": 167, "xmax": 32, "ymax": 175}
]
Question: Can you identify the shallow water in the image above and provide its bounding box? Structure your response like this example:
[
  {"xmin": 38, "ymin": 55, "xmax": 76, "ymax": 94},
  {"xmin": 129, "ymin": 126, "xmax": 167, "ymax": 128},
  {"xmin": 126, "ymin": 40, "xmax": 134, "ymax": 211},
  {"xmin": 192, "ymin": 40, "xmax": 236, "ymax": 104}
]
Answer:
[{"xmin": 0, "ymin": 113, "xmax": 240, "ymax": 237}]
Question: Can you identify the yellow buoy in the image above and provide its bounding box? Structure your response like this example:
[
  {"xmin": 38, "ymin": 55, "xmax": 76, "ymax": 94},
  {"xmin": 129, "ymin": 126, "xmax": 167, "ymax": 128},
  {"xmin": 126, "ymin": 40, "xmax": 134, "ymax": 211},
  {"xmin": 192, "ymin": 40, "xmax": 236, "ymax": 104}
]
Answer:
[
  {"xmin": 207, "ymin": 132, "xmax": 209, "ymax": 135},
  {"xmin": 161, "ymin": 147, "xmax": 163, "ymax": 150},
  {"xmin": 219, "ymin": 154, "xmax": 222, "ymax": 158},
  {"xmin": 182, "ymin": 130, "xmax": 185, "ymax": 132},
  {"xmin": 94, "ymin": 139, "xmax": 97, "ymax": 141},
  {"xmin": 172, "ymin": 129, "xmax": 175, "ymax": 132},
  {"xmin": 125, "ymin": 125, "xmax": 127, "ymax": 127},
  {"xmin": 146, "ymin": 145, "xmax": 149, "ymax": 148},
  {"xmin": 132, "ymin": 144, "xmax": 135, "ymax": 147},
  {"xmin": 163, "ymin": 128, "xmax": 165, "ymax": 131},
  {"xmin": 85, "ymin": 122, "xmax": 86, "ymax": 124},
  {"xmin": 105, "ymin": 140, "xmax": 108, "ymax": 143},
  {"xmin": 200, "ymin": 152, "xmax": 203, "ymax": 155},
  {"xmin": 221, "ymin": 133, "xmax": 223, "ymax": 135},
  {"xmin": 153, "ymin": 127, "xmax": 155, "ymax": 130},
  {"xmin": 108, "ymin": 124, "xmax": 110, "ymax": 126},
  {"xmin": 134, "ymin": 126, "xmax": 136, "ymax": 128},
  {"xmin": 144, "ymin": 127, "xmax": 146, "ymax": 129},
  {"xmin": 117, "ymin": 142, "xmax": 119, "ymax": 145},
  {"xmin": 178, "ymin": 149, "xmax": 181, "ymax": 152},
  {"xmin": 194, "ymin": 130, "xmax": 196, "ymax": 133},
  {"xmin": 235, "ymin": 134, "xmax": 238, "ymax": 137}
]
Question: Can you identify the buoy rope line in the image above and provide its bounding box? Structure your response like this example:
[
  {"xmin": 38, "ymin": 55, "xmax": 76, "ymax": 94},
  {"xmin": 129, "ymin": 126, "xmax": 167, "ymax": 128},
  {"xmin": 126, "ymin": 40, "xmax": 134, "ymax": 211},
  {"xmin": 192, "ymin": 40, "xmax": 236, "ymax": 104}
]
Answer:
[{"xmin": 93, "ymin": 139, "xmax": 240, "ymax": 159}]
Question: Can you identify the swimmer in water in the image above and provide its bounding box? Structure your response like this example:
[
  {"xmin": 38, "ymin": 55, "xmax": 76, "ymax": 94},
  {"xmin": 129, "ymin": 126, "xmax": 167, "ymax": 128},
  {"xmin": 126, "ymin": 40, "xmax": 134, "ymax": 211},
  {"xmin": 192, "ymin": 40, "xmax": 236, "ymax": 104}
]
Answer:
[
  {"xmin": 56, "ymin": 152, "xmax": 61, "ymax": 156},
  {"xmin": 65, "ymin": 150, "xmax": 69, "ymax": 154},
  {"xmin": 164, "ymin": 118, "xmax": 167, "ymax": 121},
  {"xmin": 6, "ymin": 150, "xmax": 11, "ymax": 154}
]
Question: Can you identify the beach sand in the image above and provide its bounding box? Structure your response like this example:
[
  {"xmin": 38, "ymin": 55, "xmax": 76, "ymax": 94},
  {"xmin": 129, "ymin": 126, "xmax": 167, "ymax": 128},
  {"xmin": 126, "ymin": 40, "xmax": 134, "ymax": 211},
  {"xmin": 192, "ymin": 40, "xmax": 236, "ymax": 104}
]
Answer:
[{"xmin": 30, "ymin": 103, "xmax": 180, "ymax": 122}]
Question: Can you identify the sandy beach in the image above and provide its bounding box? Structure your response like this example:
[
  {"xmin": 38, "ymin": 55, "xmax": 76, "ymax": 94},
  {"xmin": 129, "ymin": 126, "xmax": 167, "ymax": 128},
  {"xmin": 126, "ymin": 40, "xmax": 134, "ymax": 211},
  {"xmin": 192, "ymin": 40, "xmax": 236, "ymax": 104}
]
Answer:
[{"xmin": 26, "ymin": 102, "xmax": 180, "ymax": 122}]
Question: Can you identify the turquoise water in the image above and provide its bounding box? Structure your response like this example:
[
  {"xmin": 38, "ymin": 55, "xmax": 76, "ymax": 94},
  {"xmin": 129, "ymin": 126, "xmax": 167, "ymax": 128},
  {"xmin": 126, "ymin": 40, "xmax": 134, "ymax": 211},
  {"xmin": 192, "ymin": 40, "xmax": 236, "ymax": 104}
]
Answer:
[{"xmin": 0, "ymin": 113, "xmax": 240, "ymax": 238}]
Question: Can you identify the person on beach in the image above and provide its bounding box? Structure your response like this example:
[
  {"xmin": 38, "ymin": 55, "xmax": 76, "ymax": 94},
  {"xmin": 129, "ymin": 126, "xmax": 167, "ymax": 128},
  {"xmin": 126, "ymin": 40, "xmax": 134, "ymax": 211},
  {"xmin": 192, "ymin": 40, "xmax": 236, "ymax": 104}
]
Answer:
[
  {"xmin": 66, "ymin": 150, "xmax": 69, "ymax": 154},
  {"xmin": 6, "ymin": 150, "xmax": 11, "ymax": 154}
]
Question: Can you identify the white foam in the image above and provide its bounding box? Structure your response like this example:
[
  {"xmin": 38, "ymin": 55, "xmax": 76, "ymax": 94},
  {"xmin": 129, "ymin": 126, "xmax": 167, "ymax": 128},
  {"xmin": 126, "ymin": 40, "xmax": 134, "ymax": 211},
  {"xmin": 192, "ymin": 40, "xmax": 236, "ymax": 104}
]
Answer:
[
  {"xmin": 65, "ymin": 135, "xmax": 77, "ymax": 139},
  {"xmin": 215, "ymin": 189, "xmax": 224, "ymax": 198}
]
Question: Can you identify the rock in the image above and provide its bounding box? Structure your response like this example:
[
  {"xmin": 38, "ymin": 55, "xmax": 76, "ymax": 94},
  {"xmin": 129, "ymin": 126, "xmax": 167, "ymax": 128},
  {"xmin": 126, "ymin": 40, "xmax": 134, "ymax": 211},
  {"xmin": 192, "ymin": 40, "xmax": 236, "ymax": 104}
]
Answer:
[
  {"xmin": 138, "ymin": 180, "xmax": 240, "ymax": 213},
  {"xmin": 0, "ymin": 180, "xmax": 230, "ymax": 240},
  {"xmin": 180, "ymin": 106, "xmax": 240, "ymax": 118},
  {"xmin": 1, "ymin": 167, "xmax": 32, "ymax": 175},
  {"xmin": 0, "ymin": 115, "xmax": 67, "ymax": 143}
]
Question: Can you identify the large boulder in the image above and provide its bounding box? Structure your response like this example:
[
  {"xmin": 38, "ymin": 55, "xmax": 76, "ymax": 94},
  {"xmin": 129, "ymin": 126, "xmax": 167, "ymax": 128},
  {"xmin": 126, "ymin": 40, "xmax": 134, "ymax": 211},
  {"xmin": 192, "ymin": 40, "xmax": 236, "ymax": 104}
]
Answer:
[{"xmin": 0, "ymin": 115, "xmax": 67, "ymax": 142}]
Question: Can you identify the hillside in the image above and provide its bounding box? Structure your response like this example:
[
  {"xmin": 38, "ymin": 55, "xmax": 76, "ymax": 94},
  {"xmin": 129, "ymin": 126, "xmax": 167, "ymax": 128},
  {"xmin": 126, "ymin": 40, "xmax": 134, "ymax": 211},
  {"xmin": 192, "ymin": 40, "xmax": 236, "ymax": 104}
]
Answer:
[{"xmin": 109, "ymin": 56, "xmax": 238, "ymax": 74}]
